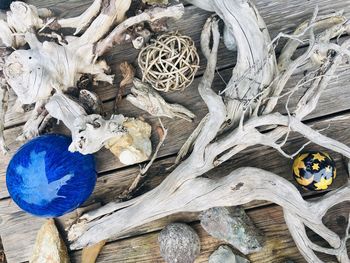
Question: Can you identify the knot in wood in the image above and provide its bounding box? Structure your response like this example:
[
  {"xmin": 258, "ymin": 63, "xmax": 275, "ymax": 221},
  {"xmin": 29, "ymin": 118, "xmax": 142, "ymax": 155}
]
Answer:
[{"xmin": 138, "ymin": 32, "xmax": 200, "ymax": 92}]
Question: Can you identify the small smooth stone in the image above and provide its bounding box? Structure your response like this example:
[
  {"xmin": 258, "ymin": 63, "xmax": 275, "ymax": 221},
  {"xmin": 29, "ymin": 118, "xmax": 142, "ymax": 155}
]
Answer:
[
  {"xmin": 292, "ymin": 151, "xmax": 336, "ymax": 191},
  {"xmin": 6, "ymin": 134, "xmax": 97, "ymax": 217},
  {"xmin": 209, "ymin": 245, "xmax": 250, "ymax": 263},
  {"xmin": 30, "ymin": 219, "xmax": 70, "ymax": 263},
  {"xmin": 200, "ymin": 207, "xmax": 264, "ymax": 255},
  {"xmin": 158, "ymin": 223, "xmax": 200, "ymax": 263}
]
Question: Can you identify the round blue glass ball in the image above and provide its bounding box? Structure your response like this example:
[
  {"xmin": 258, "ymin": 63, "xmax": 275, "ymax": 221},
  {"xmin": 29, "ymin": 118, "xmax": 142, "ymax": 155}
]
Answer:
[
  {"xmin": 0, "ymin": 0, "xmax": 13, "ymax": 9},
  {"xmin": 6, "ymin": 134, "xmax": 97, "ymax": 217}
]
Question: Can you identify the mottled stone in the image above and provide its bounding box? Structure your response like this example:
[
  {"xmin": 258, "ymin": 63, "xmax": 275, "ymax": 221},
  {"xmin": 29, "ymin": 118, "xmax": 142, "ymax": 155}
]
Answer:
[
  {"xmin": 200, "ymin": 207, "xmax": 264, "ymax": 255},
  {"xmin": 158, "ymin": 223, "xmax": 200, "ymax": 263},
  {"xmin": 30, "ymin": 219, "xmax": 70, "ymax": 263},
  {"xmin": 209, "ymin": 245, "xmax": 250, "ymax": 263}
]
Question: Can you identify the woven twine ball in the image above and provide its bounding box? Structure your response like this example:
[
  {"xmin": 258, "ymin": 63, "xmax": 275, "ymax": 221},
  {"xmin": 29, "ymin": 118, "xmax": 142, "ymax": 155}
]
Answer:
[{"xmin": 138, "ymin": 32, "xmax": 200, "ymax": 92}]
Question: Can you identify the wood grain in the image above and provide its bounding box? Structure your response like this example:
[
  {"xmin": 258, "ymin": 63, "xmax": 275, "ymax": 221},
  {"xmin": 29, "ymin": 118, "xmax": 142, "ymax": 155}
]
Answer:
[
  {"xmin": 1, "ymin": 112, "xmax": 350, "ymax": 263},
  {"xmin": 1, "ymin": 0, "xmax": 350, "ymax": 262}
]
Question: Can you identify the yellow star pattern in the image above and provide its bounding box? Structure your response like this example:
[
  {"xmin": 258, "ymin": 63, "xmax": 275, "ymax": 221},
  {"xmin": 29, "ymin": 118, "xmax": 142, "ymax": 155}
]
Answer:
[
  {"xmin": 312, "ymin": 163, "xmax": 320, "ymax": 171},
  {"xmin": 322, "ymin": 152, "xmax": 331, "ymax": 159},
  {"xmin": 293, "ymin": 153, "xmax": 308, "ymax": 177},
  {"xmin": 312, "ymin": 153, "xmax": 326, "ymax": 162},
  {"xmin": 314, "ymin": 177, "xmax": 333, "ymax": 190},
  {"xmin": 296, "ymin": 176, "xmax": 314, "ymax": 187}
]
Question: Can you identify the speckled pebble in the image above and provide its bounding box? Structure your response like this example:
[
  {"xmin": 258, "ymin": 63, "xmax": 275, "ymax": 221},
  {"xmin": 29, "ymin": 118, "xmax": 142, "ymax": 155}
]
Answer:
[{"xmin": 158, "ymin": 223, "xmax": 200, "ymax": 263}]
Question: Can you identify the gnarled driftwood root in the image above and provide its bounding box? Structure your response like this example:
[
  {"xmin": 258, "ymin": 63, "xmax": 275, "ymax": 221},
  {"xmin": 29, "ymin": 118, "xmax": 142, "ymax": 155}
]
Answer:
[{"xmin": 68, "ymin": 2, "xmax": 350, "ymax": 262}]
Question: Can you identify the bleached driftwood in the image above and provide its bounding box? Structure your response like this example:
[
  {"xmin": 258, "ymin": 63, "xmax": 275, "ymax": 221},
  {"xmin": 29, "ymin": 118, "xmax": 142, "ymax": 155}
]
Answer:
[
  {"xmin": 68, "ymin": 1, "xmax": 350, "ymax": 262},
  {"xmin": 0, "ymin": 0, "xmax": 185, "ymax": 150},
  {"xmin": 0, "ymin": 47, "xmax": 10, "ymax": 153},
  {"xmin": 0, "ymin": 82, "xmax": 8, "ymax": 153},
  {"xmin": 127, "ymin": 79, "xmax": 195, "ymax": 122},
  {"xmin": 46, "ymin": 93, "xmax": 152, "ymax": 165}
]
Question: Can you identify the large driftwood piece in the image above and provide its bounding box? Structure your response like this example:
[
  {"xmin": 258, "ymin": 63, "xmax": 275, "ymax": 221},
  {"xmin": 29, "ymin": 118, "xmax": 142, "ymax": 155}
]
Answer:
[{"xmin": 68, "ymin": 1, "xmax": 350, "ymax": 262}]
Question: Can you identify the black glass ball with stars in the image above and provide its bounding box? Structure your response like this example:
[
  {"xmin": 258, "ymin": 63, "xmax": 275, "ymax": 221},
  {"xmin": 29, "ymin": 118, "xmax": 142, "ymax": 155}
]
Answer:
[{"xmin": 292, "ymin": 151, "xmax": 336, "ymax": 191}]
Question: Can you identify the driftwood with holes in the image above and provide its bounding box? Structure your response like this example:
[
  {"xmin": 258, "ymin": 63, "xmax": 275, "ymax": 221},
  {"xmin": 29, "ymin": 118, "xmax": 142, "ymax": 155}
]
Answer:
[{"xmin": 0, "ymin": 0, "xmax": 350, "ymax": 263}]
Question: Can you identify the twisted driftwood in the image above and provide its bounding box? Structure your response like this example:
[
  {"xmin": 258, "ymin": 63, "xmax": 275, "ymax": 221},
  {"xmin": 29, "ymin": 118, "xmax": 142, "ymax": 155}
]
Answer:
[{"xmin": 68, "ymin": 1, "xmax": 350, "ymax": 262}]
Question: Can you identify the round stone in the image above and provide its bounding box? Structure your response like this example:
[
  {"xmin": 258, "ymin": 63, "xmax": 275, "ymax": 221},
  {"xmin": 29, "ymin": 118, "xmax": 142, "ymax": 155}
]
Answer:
[
  {"xmin": 159, "ymin": 223, "xmax": 200, "ymax": 263},
  {"xmin": 292, "ymin": 151, "xmax": 336, "ymax": 191},
  {"xmin": 6, "ymin": 134, "xmax": 97, "ymax": 217}
]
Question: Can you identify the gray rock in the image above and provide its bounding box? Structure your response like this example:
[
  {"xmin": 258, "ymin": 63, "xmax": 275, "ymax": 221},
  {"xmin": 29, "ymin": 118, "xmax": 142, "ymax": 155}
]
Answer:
[
  {"xmin": 209, "ymin": 245, "xmax": 250, "ymax": 263},
  {"xmin": 200, "ymin": 207, "xmax": 264, "ymax": 255},
  {"xmin": 158, "ymin": 223, "xmax": 200, "ymax": 263}
]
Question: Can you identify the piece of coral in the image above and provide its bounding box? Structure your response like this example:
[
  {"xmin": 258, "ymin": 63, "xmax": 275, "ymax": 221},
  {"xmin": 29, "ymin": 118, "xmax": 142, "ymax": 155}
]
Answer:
[{"xmin": 46, "ymin": 93, "xmax": 152, "ymax": 165}]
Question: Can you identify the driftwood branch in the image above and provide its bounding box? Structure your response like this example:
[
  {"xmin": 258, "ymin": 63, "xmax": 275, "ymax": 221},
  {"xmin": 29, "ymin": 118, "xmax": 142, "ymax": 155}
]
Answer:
[
  {"xmin": 95, "ymin": 4, "xmax": 185, "ymax": 56},
  {"xmin": 68, "ymin": 2, "xmax": 350, "ymax": 262},
  {"xmin": 69, "ymin": 167, "xmax": 350, "ymax": 262},
  {"xmin": 0, "ymin": 83, "xmax": 8, "ymax": 153},
  {"xmin": 127, "ymin": 79, "xmax": 195, "ymax": 122}
]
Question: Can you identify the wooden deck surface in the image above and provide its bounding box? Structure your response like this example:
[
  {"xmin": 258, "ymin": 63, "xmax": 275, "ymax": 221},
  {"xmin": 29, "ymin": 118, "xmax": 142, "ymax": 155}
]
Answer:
[{"xmin": 1, "ymin": 0, "xmax": 350, "ymax": 262}]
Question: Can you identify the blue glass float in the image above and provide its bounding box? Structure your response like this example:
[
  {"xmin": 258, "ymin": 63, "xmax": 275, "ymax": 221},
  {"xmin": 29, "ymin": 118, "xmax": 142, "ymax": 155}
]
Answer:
[
  {"xmin": 0, "ymin": 0, "xmax": 13, "ymax": 9},
  {"xmin": 6, "ymin": 134, "xmax": 97, "ymax": 217},
  {"xmin": 292, "ymin": 151, "xmax": 336, "ymax": 191}
]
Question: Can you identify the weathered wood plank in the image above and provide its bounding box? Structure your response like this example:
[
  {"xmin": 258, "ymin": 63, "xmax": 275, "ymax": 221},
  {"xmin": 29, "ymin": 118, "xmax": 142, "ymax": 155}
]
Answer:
[
  {"xmin": 1, "ymin": 0, "xmax": 350, "ymax": 262},
  {"xmin": 1, "ymin": 112, "xmax": 350, "ymax": 263},
  {"xmin": 68, "ymin": 203, "xmax": 350, "ymax": 263},
  {"xmin": 1, "ymin": 63, "xmax": 350, "ymax": 199},
  {"xmin": 4, "ymin": 0, "xmax": 350, "ymax": 128}
]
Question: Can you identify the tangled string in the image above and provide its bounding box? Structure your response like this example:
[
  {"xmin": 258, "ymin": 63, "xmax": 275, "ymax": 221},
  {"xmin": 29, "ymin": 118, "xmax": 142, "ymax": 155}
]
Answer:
[{"xmin": 138, "ymin": 32, "xmax": 200, "ymax": 92}]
